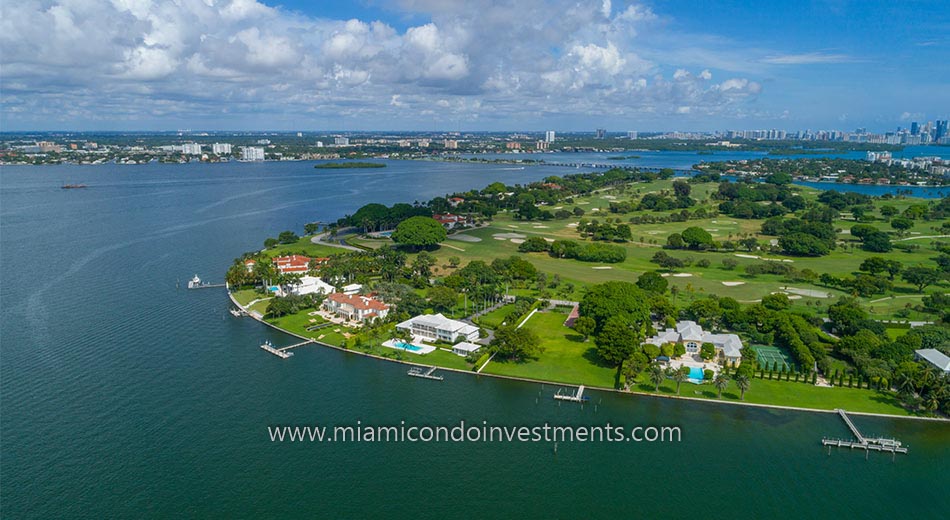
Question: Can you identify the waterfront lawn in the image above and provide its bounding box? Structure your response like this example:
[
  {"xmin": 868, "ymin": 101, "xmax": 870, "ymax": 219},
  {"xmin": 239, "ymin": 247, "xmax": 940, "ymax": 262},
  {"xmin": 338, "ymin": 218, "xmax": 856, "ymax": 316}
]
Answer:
[
  {"xmin": 231, "ymin": 288, "xmax": 263, "ymax": 306},
  {"xmin": 264, "ymin": 235, "xmax": 345, "ymax": 259},
  {"xmin": 418, "ymin": 348, "xmax": 473, "ymax": 371},
  {"xmin": 483, "ymin": 311, "xmax": 617, "ymax": 388},
  {"xmin": 631, "ymin": 372, "xmax": 912, "ymax": 416},
  {"xmin": 265, "ymin": 311, "xmax": 327, "ymax": 336}
]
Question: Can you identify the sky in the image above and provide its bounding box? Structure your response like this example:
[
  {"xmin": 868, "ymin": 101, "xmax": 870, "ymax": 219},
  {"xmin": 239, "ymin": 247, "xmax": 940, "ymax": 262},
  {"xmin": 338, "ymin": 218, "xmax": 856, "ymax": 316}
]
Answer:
[{"xmin": 1, "ymin": 0, "xmax": 947, "ymax": 132}]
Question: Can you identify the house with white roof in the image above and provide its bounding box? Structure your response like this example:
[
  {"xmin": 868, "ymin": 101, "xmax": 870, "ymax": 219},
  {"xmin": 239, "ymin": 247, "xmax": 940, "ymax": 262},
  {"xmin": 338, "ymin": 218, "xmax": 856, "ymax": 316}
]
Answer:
[
  {"xmin": 290, "ymin": 275, "xmax": 334, "ymax": 297},
  {"xmin": 451, "ymin": 342, "xmax": 482, "ymax": 357},
  {"xmin": 396, "ymin": 313, "xmax": 479, "ymax": 343},
  {"xmin": 644, "ymin": 320, "xmax": 743, "ymax": 363},
  {"xmin": 914, "ymin": 349, "xmax": 950, "ymax": 374}
]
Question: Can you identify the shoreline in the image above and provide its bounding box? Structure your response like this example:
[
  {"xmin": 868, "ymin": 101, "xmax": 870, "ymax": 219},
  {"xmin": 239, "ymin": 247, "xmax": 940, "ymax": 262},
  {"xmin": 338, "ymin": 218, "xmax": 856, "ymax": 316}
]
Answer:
[{"xmin": 228, "ymin": 291, "xmax": 948, "ymax": 423}]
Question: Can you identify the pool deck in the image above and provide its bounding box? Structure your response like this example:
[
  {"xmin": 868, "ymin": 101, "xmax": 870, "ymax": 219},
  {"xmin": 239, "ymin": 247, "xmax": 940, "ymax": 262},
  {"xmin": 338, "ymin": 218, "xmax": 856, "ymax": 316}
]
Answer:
[{"xmin": 382, "ymin": 339, "xmax": 436, "ymax": 355}]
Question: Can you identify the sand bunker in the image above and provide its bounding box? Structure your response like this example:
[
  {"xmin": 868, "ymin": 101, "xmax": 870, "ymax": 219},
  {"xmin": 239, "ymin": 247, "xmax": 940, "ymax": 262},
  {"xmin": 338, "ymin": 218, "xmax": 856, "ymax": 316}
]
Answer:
[
  {"xmin": 591, "ymin": 266, "xmax": 613, "ymax": 270},
  {"xmin": 782, "ymin": 287, "xmax": 830, "ymax": 298},
  {"xmin": 721, "ymin": 281, "xmax": 745, "ymax": 286},
  {"xmin": 567, "ymin": 223, "xmax": 579, "ymax": 227},
  {"xmin": 672, "ymin": 273, "xmax": 693, "ymax": 277},
  {"xmin": 544, "ymin": 238, "xmax": 555, "ymax": 243},
  {"xmin": 510, "ymin": 238, "xmax": 525, "ymax": 244},
  {"xmin": 493, "ymin": 233, "xmax": 527, "ymax": 240},
  {"xmin": 711, "ymin": 220, "xmax": 737, "ymax": 224},
  {"xmin": 734, "ymin": 253, "xmax": 758, "ymax": 259},
  {"xmin": 448, "ymin": 234, "xmax": 482, "ymax": 243},
  {"xmin": 532, "ymin": 225, "xmax": 549, "ymax": 229}
]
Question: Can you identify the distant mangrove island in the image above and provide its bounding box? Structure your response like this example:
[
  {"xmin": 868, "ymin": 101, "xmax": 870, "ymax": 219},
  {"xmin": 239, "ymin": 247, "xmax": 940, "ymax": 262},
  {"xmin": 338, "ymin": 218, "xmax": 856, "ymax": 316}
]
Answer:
[{"xmin": 314, "ymin": 161, "xmax": 387, "ymax": 169}]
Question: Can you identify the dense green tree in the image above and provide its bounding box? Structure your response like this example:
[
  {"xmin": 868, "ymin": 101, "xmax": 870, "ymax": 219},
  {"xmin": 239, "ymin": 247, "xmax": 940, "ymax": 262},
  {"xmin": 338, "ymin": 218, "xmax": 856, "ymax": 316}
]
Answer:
[
  {"xmin": 636, "ymin": 271, "xmax": 668, "ymax": 293},
  {"xmin": 595, "ymin": 316, "xmax": 643, "ymax": 366},
  {"xmin": 700, "ymin": 342, "xmax": 716, "ymax": 361},
  {"xmin": 427, "ymin": 285, "xmax": 458, "ymax": 312},
  {"xmin": 572, "ymin": 316, "xmax": 597, "ymax": 340},
  {"xmin": 490, "ymin": 325, "xmax": 543, "ymax": 360},
  {"xmin": 681, "ymin": 226, "xmax": 714, "ymax": 249},
  {"xmin": 890, "ymin": 217, "xmax": 914, "ymax": 235},
  {"xmin": 579, "ymin": 281, "xmax": 652, "ymax": 335},
  {"xmin": 902, "ymin": 266, "xmax": 941, "ymax": 292},
  {"xmin": 392, "ymin": 216, "xmax": 447, "ymax": 250}
]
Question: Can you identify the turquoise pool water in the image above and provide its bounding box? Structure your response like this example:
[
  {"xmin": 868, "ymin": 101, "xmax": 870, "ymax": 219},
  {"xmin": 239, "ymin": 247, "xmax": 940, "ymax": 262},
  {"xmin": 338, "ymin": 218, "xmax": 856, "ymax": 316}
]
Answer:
[
  {"xmin": 688, "ymin": 367, "xmax": 705, "ymax": 380},
  {"xmin": 394, "ymin": 342, "xmax": 423, "ymax": 352}
]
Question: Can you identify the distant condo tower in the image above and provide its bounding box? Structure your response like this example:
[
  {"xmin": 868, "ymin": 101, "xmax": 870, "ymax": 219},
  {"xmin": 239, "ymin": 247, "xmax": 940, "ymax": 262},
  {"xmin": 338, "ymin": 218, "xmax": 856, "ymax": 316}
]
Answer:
[
  {"xmin": 240, "ymin": 146, "xmax": 265, "ymax": 161},
  {"xmin": 595, "ymin": 128, "xmax": 606, "ymax": 139},
  {"xmin": 545, "ymin": 130, "xmax": 555, "ymax": 143}
]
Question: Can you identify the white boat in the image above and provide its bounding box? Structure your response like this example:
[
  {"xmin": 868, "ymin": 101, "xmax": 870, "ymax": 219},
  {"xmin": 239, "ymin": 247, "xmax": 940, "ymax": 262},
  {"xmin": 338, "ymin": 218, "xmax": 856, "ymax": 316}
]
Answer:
[{"xmin": 187, "ymin": 275, "xmax": 202, "ymax": 289}]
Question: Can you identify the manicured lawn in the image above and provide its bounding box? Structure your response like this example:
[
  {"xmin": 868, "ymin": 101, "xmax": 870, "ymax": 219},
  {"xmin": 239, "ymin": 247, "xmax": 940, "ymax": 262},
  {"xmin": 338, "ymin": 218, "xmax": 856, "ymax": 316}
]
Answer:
[
  {"xmin": 631, "ymin": 372, "xmax": 913, "ymax": 416},
  {"xmin": 263, "ymin": 235, "xmax": 346, "ymax": 258},
  {"xmin": 265, "ymin": 311, "xmax": 327, "ymax": 336},
  {"xmin": 231, "ymin": 288, "xmax": 262, "ymax": 306},
  {"xmin": 474, "ymin": 304, "xmax": 517, "ymax": 328},
  {"xmin": 416, "ymin": 348, "xmax": 473, "ymax": 371},
  {"xmin": 483, "ymin": 311, "xmax": 618, "ymax": 388},
  {"xmin": 248, "ymin": 299, "xmax": 271, "ymax": 315}
]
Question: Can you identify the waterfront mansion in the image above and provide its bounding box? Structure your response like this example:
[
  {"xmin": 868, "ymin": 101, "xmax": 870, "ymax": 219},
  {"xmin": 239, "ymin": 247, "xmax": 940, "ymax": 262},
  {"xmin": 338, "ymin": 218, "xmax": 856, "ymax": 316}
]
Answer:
[
  {"xmin": 396, "ymin": 313, "xmax": 480, "ymax": 343},
  {"xmin": 644, "ymin": 320, "xmax": 743, "ymax": 364},
  {"xmin": 322, "ymin": 293, "xmax": 390, "ymax": 323}
]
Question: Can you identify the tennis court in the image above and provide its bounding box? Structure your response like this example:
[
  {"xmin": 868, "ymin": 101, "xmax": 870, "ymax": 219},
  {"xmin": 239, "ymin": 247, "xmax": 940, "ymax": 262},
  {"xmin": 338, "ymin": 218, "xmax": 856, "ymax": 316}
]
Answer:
[{"xmin": 752, "ymin": 345, "xmax": 793, "ymax": 370}]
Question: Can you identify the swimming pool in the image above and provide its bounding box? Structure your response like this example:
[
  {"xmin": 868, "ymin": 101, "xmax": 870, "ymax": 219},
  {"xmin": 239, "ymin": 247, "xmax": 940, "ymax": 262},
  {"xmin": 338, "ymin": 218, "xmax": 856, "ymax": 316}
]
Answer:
[
  {"xmin": 687, "ymin": 366, "xmax": 705, "ymax": 381},
  {"xmin": 394, "ymin": 341, "xmax": 423, "ymax": 352},
  {"xmin": 267, "ymin": 286, "xmax": 280, "ymax": 292}
]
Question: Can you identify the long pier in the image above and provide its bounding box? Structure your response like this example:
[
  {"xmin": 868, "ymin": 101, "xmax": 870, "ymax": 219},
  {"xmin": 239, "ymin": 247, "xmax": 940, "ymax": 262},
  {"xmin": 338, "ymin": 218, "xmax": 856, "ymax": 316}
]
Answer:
[
  {"xmin": 554, "ymin": 385, "xmax": 588, "ymax": 402},
  {"xmin": 260, "ymin": 339, "xmax": 314, "ymax": 359},
  {"xmin": 822, "ymin": 409, "xmax": 908, "ymax": 456},
  {"xmin": 408, "ymin": 366, "xmax": 443, "ymax": 381}
]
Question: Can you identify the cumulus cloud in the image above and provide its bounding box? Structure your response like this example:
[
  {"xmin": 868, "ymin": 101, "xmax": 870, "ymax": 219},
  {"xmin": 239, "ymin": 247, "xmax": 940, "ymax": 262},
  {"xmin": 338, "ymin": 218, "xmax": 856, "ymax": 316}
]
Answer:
[{"xmin": 0, "ymin": 0, "xmax": 764, "ymax": 127}]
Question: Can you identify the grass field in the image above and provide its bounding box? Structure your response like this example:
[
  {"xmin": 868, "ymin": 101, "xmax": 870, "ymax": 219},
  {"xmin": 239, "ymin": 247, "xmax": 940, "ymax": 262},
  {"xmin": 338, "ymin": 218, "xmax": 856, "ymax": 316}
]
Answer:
[
  {"xmin": 630, "ymin": 371, "xmax": 912, "ymax": 415},
  {"xmin": 483, "ymin": 311, "xmax": 618, "ymax": 388},
  {"xmin": 263, "ymin": 235, "xmax": 347, "ymax": 259}
]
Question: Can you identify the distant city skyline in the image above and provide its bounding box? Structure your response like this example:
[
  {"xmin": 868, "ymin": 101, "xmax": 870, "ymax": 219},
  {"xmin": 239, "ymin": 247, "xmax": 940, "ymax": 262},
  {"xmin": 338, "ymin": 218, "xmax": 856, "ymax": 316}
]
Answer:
[{"xmin": 1, "ymin": 0, "xmax": 947, "ymax": 132}]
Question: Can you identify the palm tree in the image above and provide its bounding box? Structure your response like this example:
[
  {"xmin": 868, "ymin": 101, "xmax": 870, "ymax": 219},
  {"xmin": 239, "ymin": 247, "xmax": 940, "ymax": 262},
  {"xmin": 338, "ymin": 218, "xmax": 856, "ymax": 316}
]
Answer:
[
  {"xmin": 649, "ymin": 364, "xmax": 665, "ymax": 392},
  {"xmin": 735, "ymin": 374, "xmax": 751, "ymax": 401},
  {"xmin": 920, "ymin": 391, "xmax": 940, "ymax": 414},
  {"xmin": 714, "ymin": 372, "xmax": 729, "ymax": 398},
  {"xmin": 895, "ymin": 371, "xmax": 917, "ymax": 397},
  {"xmin": 672, "ymin": 367, "xmax": 689, "ymax": 395}
]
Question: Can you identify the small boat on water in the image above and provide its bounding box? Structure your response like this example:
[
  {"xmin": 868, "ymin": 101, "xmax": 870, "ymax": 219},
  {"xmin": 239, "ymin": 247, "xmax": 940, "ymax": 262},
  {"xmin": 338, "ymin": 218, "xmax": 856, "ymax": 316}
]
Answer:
[
  {"xmin": 187, "ymin": 275, "xmax": 205, "ymax": 289},
  {"xmin": 62, "ymin": 184, "xmax": 87, "ymax": 189}
]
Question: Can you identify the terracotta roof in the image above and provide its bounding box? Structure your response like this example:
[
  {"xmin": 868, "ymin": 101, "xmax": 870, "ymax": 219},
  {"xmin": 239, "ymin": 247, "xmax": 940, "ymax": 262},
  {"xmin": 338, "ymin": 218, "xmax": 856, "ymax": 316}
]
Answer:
[{"xmin": 327, "ymin": 293, "xmax": 389, "ymax": 311}]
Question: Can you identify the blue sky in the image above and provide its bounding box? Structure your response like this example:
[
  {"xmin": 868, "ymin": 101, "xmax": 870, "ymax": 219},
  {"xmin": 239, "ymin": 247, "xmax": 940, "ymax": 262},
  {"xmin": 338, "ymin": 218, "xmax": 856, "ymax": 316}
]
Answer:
[{"xmin": 1, "ymin": 0, "xmax": 946, "ymax": 131}]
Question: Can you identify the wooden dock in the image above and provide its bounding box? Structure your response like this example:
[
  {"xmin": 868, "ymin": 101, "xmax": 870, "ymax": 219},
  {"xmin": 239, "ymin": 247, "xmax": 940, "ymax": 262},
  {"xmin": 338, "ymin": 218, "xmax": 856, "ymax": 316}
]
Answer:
[
  {"xmin": 260, "ymin": 341, "xmax": 293, "ymax": 359},
  {"xmin": 260, "ymin": 339, "xmax": 314, "ymax": 359},
  {"xmin": 408, "ymin": 366, "xmax": 443, "ymax": 381},
  {"xmin": 554, "ymin": 385, "xmax": 589, "ymax": 402},
  {"xmin": 822, "ymin": 409, "xmax": 908, "ymax": 455}
]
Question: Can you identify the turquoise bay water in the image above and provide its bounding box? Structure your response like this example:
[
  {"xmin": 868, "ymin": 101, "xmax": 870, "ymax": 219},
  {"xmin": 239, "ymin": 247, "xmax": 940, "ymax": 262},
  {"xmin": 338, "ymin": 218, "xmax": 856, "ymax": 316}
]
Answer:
[{"xmin": 1, "ymin": 159, "xmax": 948, "ymax": 518}]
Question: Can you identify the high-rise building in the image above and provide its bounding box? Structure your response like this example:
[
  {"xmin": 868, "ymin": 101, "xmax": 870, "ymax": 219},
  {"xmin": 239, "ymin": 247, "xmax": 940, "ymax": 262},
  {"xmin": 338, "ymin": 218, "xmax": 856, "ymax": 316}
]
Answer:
[
  {"xmin": 241, "ymin": 146, "xmax": 265, "ymax": 161},
  {"xmin": 910, "ymin": 122, "xmax": 920, "ymax": 135},
  {"xmin": 627, "ymin": 131, "xmax": 638, "ymax": 139},
  {"xmin": 545, "ymin": 130, "xmax": 555, "ymax": 143},
  {"xmin": 211, "ymin": 143, "xmax": 232, "ymax": 155},
  {"xmin": 443, "ymin": 139, "xmax": 458, "ymax": 149},
  {"xmin": 936, "ymin": 120, "xmax": 948, "ymax": 140},
  {"xmin": 182, "ymin": 142, "xmax": 202, "ymax": 155},
  {"xmin": 595, "ymin": 128, "xmax": 607, "ymax": 139},
  {"xmin": 334, "ymin": 136, "xmax": 350, "ymax": 146}
]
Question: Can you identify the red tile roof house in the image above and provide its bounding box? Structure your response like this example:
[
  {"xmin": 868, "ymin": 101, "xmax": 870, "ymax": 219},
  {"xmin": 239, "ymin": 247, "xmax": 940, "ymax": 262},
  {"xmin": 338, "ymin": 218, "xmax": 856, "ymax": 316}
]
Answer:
[
  {"xmin": 245, "ymin": 255, "xmax": 329, "ymax": 275},
  {"xmin": 432, "ymin": 213, "xmax": 465, "ymax": 229},
  {"xmin": 322, "ymin": 293, "xmax": 390, "ymax": 323}
]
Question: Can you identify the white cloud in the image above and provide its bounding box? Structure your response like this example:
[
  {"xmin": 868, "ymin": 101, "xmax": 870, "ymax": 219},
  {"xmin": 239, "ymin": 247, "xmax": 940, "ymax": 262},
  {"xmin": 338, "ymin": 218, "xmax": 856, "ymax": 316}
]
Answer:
[
  {"xmin": 0, "ymin": 0, "xmax": 765, "ymax": 128},
  {"xmin": 760, "ymin": 52, "xmax": 857, "ymax": 64}
]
